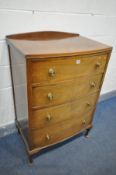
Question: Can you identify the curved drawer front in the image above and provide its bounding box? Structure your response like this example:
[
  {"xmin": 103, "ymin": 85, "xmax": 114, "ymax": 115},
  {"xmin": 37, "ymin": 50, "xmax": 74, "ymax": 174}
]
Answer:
[
  {"xmin": 32, "ymin": 54, "xmax": 107, "ymax": 85},
  {"xmin": 31, "ymin": 93, "xmax": 98, "ymax": 129},
  {"xmin": 31, "ymin": 110, "xmax": 93, "ymax": 147},
  {"xmin": 32, "ymin": 74, "xmax": 102, "ymax": 108}
]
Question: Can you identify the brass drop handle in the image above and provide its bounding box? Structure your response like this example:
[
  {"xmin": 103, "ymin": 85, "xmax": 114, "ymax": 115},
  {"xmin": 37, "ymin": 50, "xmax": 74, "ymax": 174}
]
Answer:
[
  {"xmin": 82, "ymin": 119, "xmax": 86, "ymax": 125},
  {"xmin": 46, "ymin": 114, "xmax": 52, "ymax": 121},
  {"xmin": 48, "ymin": 68, "xmax": 56, "ymax": 77},
  {"xmin": 90, "ymin": 82, "xmax": 96, "ymax": 88},
  {"xmin": 96, "ymin": 62, "xmax": 101, "ymax": 67},
  {"xmin": 47, "ymin": 92, "xmax": 53, "ymax": 101},
  {"xmin": 46, "ymin": 134, "xmax": 50, "ymax": 140}
]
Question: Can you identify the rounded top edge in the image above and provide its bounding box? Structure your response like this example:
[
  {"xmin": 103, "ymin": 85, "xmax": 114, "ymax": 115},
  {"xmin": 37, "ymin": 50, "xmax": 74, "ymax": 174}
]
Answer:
[{"xmin": 6, "ymin": 31, "xmax": 80, "ymax": 41}]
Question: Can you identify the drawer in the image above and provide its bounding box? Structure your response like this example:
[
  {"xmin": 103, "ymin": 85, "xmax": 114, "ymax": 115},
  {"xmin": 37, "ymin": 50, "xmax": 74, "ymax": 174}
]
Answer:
[
  {"xmin": 32, "ymin": 54, "xmax": 107, "ymax": 85},
  {"xmin": 31, "ymin": 110, "xmax": 93, "ymax": 147},
  {"xmin": 32, "ymin": 74, "xmax": 102, "ymax": 108},
  {"xmin": 31, "ymin": 92, "xmax": 98, "ymax": 129}
]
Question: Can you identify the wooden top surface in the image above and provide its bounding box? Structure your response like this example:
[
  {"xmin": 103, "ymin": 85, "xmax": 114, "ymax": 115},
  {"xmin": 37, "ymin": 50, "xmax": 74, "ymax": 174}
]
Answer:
[{"xmin": 6, "ymin": 31, "xmax": 112, "ymax": 58}]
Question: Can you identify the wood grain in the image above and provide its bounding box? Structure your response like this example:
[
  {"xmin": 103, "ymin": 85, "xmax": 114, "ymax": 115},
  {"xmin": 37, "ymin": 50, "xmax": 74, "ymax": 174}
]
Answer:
[
  {"xmin": 30, "ymin": 92, "xmax": 98, "ymax": 129},
  {"xmin": 32, "ymin": 54, "xmax": 107, "ymax": 85},
  {"xmin": 6, "ymin": 31, "xmax": 112, "ymax": 58},
  {"xmin": 32, "ymin": 74, "xmax": 103, "ymax": 108},
  {"xmin": 6, "ymin": 31, "xmax": 112, "ymax": 161},
  {"xmin": 31, "ymin": 110, "xmax": 94, "ymax": 147}
]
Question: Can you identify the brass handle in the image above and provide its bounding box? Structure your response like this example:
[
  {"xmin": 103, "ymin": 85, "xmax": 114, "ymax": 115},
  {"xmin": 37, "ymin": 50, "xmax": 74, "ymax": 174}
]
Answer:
[
  {"xmin": 46, "ymin": 114, "xmax": 52, "ymax": 121},
  {"xmin": 90, "ymin": 82, "xmax": 96, "ymax": 88},
  {"xmin": 47, "ymin": 92, "xmax": 53, "ymax": 101},
  {"xmin": 46, "ymin": 134, "xmax": 50, "ymax": 140},
  {"xmin": 86, "ymin": 102, "xmax": 91, "ymax": 106},
  {"xmin": 82, "ymin": 119, "xmax": 86, "ymax": 125},
  {"xmin": 96, "ymin": 62, "xmax": 101, "ymax": 67},
  {"xmin": 48, "ymin": 68, "xmax": 56, "ymax": 77}
]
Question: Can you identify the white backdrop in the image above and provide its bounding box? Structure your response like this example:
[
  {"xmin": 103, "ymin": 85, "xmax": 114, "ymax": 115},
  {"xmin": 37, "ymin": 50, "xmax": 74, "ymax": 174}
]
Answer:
[{"xmin": 0, "ymin": 0, "xmax": 116, "ymax": 127}]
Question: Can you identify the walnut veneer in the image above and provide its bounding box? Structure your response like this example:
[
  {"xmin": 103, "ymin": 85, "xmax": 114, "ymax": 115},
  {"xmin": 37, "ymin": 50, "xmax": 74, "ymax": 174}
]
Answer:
[{"xmin": 6, "ymin": 31, "xmax": 112, "ymax": 163}]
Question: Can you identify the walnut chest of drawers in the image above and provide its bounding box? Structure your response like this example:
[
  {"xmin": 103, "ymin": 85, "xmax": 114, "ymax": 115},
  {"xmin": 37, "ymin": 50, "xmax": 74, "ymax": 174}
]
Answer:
[{"xmin": 6, "ymin": 31, "xmax": 112, "ymax": 163}]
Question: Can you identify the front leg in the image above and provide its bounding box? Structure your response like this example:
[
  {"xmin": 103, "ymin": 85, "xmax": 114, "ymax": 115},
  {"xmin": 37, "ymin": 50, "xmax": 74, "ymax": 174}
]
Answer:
[
  {"xmin": 84, "ymin": 128, "xmax": 91, "ymax": 138},
  {"xmin": 28, "ymin": 154, "xmax": 33, "ymax": 164}
]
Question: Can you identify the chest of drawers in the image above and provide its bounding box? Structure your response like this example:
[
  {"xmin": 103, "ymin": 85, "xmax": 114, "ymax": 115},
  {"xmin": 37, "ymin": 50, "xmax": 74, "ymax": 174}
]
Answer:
[{"xmin": 6, "ymin": 31, "xmax": 112, "ymax": 163}]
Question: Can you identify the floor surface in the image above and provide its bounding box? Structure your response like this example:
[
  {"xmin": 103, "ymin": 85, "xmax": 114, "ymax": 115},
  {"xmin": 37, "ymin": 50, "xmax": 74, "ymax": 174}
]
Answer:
[{"xmin": 0, "ymin": 97, "xmax": 116, "ymax": 175}]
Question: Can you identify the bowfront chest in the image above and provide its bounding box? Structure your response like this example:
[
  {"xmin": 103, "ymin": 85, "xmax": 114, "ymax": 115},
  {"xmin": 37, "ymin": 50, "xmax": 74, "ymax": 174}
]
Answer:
[{"xmin": 6, "ymin": 31, "xmax": 112, "ymax": 163}]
